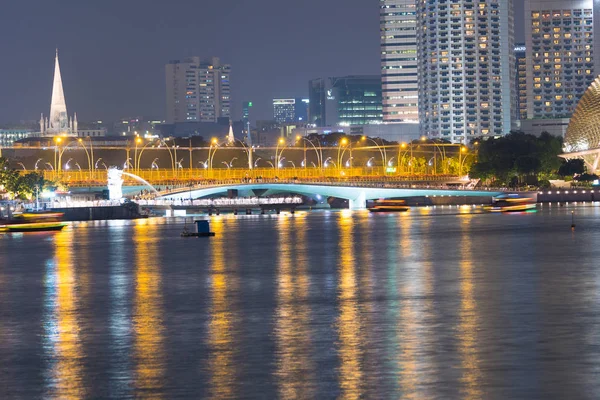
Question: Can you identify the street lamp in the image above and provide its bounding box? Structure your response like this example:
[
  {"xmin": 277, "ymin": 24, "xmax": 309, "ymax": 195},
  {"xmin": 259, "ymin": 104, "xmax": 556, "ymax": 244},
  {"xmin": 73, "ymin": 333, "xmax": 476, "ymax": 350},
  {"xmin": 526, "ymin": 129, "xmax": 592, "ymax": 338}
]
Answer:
[
  {"xmin": 208, "ymin": 138, "xmax": 220, "ymax": 170},
  {"xmin": 361, "ymin": 136, "xmax": 386, "ymax": 174},
  {"xmin": 337, "ymin": 137, "xmax": 348, "ymax": 171},
  {"xmin": 275, "ymin": 137, "xmax": 286, "ymax": 170},
  {"xmin": 253, "ymin": 157, "xmax": 262, "ymax": 168},
  {"xmin": 17, "ymin": 162, "xmax": 26, "ymax": 171},
  {"xmin": 229, "ymin": 157, "xmax": 238, "ymax": 168},
  {"xmin": 34, "ymin": 158, "xmax": 44, "ymax": 170},
  {"xmin": 64, "ymin": 158, "xmax": 73, "ymax": 170},
  {"xmin": 459, "ymin": 146, "xmax": 468, "ymax": 176}
]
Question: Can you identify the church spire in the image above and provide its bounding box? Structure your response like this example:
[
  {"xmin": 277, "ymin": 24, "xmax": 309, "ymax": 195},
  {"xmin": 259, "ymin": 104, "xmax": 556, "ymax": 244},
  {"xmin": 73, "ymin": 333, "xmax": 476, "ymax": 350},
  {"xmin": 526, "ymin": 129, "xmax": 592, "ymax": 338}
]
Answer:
[
  {"xmin": 227, "ymin": 120, "xmax": 235, "ymax": 145},
  {"xmin": 49, "ymin": 49, "xmax": 68, "ymax": 133}
]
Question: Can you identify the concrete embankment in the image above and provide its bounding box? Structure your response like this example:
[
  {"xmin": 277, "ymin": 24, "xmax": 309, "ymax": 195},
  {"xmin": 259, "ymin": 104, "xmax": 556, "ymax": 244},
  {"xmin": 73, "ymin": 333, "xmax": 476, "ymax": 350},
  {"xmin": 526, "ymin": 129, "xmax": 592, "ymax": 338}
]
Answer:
[
  {"xmin": 537, "ymin": 189, "xmax": 599, "ymax": 203},
  {"xmin": 52, "ymin": 204, "xmax": 145, "ymax": 221}
]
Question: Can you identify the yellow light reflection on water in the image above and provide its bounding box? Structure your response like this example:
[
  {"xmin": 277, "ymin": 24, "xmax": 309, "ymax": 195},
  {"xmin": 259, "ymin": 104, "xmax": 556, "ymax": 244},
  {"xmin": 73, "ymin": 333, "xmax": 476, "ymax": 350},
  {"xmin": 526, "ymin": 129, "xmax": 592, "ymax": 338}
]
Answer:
[
  {"xmin": 275, "ymin": 214, "xmax": 314, "ymax": 399},
  {"xmin": 458, "ymin": 214, "xmax": 482, "ymax": 399},
  {"xmin": 207, "ymin": 216, "xmax": 237, "ymax": 399},
  {"xmin": 337, "ymin": 211, "xmax": 363, "ymax": 399},
  {"xmin": 51, "ymin": 227, "xmax": 85, "ymax": 399},
  {"xmin": 132, "ymin": 219, "xmax": 165, "ymax": 395}
]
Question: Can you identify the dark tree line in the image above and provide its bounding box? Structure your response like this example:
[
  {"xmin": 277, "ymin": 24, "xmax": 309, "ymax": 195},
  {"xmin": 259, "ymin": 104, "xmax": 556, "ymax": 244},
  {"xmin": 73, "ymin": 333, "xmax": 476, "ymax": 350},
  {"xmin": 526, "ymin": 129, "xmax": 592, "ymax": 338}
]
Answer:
[{"xmin": 469, "ymin": 131, "xmax": 579, "ymax": 187}]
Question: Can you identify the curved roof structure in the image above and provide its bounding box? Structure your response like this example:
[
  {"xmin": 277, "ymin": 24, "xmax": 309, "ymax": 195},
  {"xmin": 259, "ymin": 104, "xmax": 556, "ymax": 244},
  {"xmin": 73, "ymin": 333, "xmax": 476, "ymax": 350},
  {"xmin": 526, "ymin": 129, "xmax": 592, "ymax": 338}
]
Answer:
[{"xmin": 564, "ymin": 75, "xmax": 600, "ymax": 153}]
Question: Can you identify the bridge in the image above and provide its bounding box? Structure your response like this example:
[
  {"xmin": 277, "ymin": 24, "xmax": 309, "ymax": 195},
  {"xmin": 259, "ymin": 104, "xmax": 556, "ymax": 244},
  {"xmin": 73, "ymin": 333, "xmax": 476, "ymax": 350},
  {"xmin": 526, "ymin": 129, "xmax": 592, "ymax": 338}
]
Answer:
[{"xmin": 156, "ymin": 182, "xmax": 502, "ymax": 209}]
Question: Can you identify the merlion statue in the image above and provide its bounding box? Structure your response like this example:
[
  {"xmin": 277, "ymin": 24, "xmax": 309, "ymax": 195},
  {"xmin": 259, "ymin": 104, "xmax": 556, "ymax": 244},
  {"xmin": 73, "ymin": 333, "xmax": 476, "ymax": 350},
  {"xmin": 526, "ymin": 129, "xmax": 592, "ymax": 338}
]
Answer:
[{"xmin": 107, "ymin": 168, "xmax": 124, "ymax": 200}]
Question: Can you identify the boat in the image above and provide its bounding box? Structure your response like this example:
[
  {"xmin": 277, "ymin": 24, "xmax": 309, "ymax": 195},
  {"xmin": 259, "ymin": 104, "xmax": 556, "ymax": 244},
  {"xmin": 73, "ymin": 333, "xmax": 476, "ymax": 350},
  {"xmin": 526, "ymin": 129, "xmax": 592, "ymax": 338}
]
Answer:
[
  {"xmin": 368, "ymin": 199, "xmax": 410, "ymax": 212},
  {"xmin": 0, "ymin": 211, "xmax": 67, "ymax": 233},
  {"xmin": 180, "ymin": 220, "xmax": 215, "ymax": 237},
  {"xmin": 484, "ymin": 194, "xmax": 537, "ymax": 213}
]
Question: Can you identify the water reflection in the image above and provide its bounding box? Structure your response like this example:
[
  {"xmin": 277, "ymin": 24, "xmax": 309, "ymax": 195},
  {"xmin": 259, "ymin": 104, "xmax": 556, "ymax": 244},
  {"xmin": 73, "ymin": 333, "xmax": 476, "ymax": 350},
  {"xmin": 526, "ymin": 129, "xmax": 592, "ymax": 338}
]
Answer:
[
  {"xmin": 207, "ymin": 217, "xmax": 237, "ymax": 399},
  {"xmin": 396, "ymin": 213, "xmax": 433, "ymax": 398},
  {"xmin": 275, "ymin": 215, "xmax": 315, "ymax": 398},
  {"xmin": 132, "ymin": 219, "xmax": 165, "ymax": 395},
  {"xmin": 458, "ymin": 214, "xmax": 482, "ymax": 399},
  {"xmin": 45, "ymin": 228, "xmax": 85, "ymax": 399},
  {"xmin": 337, "ymin": 211, "xmax": 363, "ymax": 399}
]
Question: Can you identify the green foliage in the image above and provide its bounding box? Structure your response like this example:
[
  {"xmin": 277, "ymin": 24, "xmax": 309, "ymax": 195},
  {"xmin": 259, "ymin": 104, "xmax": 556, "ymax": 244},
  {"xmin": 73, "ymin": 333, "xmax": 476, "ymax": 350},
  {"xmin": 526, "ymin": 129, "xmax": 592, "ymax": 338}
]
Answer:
[
  {"xmin": 575, "ymin": 173, "xmax": 599, "ymax": 182},
  {"xmin": 471, "ymin": 132, "xmax": 564, "ymax": 185},
  {"xmin": 0, "ymin": 157, "xmax": 49, "ymax": 200},
  {"xmin": 558, "ymin": 159, "xmax": 585, "ymax": 177}
]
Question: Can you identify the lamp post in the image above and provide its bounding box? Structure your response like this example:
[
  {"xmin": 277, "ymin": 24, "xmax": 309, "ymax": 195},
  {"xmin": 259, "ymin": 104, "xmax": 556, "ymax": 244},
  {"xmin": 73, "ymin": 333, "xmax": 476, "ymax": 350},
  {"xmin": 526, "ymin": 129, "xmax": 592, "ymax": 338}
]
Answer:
[
  {"xmin": 275, "ymin": 137, "xmax": 286, "ymax": 170},
  {"xmin": 459, "ymin": 146, "xmax": 468, "ymax": 176},
  {"xmin": 34, "ymin": 158, "xmax": 44, "ymax": 171},
  {"xmin": 361, "ymin": 136, "xmax": 386, "ymax": 174},
  {"xmin": 134, "ymin": 137, "xmax": 142, "ymax": 174},
  {"xmin": 296, "ymin": 135, "xmax": 322, "ymax": 172},
  {"xmin": 208, "ymin": 138, "xmax": 220, "ymax": 170},
  {"xmin": 337, "ymin": 137, "xmax": 348, "ymax": 172}
]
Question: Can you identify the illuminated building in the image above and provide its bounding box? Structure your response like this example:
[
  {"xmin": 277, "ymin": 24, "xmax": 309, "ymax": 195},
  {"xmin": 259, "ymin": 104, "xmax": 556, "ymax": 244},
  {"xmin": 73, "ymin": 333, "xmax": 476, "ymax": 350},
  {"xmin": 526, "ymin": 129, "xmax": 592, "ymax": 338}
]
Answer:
[
  {"xmin": 561, "ymin": 75, "xmax": 600, "ymax": 172},
  {"xmin": 515, "ymin": 44, "xmax": 527, "ymax": 123},
  {"xmin": 525, "ymin": 0, "xmax": 594, "ymax": 120},
  {"xmin": 380, "ymin": 0, "xmax": 419, "ymax": 123},
  {"xmin": 273, "ymin": 98, "xmax": 309, "ymax": 123},
  {"xmin": 166, "ymin": 57, "xmax": 231, "ymax": 123},
  {"xmin": 417, "ymin": 0, "xmax": 515, "ymax": 143},
  {"xmin": 40, "ymin": 50, "xmax": 78, "ymax": 137},
  {"xmin": 308, "ymin": 76, "xmax": 382, "ymax": 127},
  {"xmin": 0, "ymin": 129, "xmax": 33, "ymax": 147}
]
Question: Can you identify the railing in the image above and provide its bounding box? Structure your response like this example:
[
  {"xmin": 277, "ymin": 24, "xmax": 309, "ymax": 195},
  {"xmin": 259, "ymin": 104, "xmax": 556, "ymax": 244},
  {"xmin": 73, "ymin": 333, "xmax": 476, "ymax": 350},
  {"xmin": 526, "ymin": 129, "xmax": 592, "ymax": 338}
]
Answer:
[{"xmin": 36, "ymin": 168, "xmax": 465, "ymax": 185}]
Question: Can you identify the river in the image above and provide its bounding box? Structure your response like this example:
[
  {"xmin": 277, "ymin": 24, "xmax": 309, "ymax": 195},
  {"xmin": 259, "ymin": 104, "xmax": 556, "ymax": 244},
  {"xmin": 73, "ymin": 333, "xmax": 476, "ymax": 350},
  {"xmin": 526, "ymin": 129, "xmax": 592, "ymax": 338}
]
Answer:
[{"xmin": 0, "ymin": 205, "xmax": 599, "ymax": 399}]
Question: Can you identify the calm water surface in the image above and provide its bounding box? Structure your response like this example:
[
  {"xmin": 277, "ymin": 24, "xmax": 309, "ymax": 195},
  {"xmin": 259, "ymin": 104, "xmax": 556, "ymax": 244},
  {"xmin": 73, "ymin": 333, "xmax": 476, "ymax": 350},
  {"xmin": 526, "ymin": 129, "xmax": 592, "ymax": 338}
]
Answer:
[{"xmin": 1, "ymin": 205, "xmax": 600, "ymax": 399}]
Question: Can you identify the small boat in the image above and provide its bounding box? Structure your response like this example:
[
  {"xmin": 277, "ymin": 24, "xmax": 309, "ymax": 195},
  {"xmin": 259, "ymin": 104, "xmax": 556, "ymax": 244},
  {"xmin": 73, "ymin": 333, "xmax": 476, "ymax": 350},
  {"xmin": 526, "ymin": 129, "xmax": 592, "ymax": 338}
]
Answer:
[
  {"xmin": 181, "ymin": 220, "xmax": 215, "ymax": 237},
  {"xmin": 0, "ymin": 211, "xmax": 67, "ymax": 232},
  {"xmin": 368, "ymin": 199, "xmax": 410, "ymax": 212},
  {"xmin": 484, "ymin": 194, "xmax": 537, "ymax": 213}
]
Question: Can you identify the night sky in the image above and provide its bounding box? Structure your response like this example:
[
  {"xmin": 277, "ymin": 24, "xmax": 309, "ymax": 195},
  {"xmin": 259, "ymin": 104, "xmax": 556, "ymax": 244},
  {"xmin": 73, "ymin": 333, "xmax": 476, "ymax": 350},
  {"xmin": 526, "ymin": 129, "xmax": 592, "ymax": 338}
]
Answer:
[{"xmin": 0, "ymin": 0, "xmax": 525, "ymax": 124}]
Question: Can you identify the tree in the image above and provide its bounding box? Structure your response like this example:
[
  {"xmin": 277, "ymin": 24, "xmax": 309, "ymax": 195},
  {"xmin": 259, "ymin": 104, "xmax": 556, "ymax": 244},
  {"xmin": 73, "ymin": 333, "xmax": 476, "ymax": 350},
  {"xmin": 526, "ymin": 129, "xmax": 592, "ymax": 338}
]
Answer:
[{"xmin": 558, "ymin": 159, "xmax": 585, "ymax": 177}]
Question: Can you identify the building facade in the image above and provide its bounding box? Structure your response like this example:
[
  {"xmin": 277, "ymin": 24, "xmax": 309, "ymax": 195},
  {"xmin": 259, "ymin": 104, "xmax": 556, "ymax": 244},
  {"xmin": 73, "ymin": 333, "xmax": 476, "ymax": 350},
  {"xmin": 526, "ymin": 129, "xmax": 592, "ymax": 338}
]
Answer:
[
  {"xmin": 417, "ymin": 0, "xmax": 515, "ymax": 143},
  {"xmin": 166, "ymin": 57, "xmax": 231, "ymax": 124},
  {"xmin": 380, "ymin": 0, "xmax": 419, "ymax": 123},
  {"xmin": 308, "ymin": 76, "xmax": 382, "ymax": 127},
  {"xmin": 515, "ymin": 44, "xmax": 528, "ymax": 122},
  {"xmin": 272, "ymin": 98, "xmax": 309, "ymax": 123},
  {"xmin": 525, "ymin": 0, "xmax": 594, "ymax": 120},
  {"xmin": 273, "ymin": 99, "xmax": 295, "ymax": 123},
  {"xmin": 0, "ymin": 129, "xmax": 33, "ymax": 147}
]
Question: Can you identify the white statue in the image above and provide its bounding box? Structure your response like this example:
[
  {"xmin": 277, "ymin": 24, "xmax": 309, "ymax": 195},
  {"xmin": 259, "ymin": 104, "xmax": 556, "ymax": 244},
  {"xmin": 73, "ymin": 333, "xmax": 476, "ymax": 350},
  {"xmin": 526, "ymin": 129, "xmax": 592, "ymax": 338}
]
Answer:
[{"xmin": 107, "ymin": 168, "xmax": 124, "ymax": 200}]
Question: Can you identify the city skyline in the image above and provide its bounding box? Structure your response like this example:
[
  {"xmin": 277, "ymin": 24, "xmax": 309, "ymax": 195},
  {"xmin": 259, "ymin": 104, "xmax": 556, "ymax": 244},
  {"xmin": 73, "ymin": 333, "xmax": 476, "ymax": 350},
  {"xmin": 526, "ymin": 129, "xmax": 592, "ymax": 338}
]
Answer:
[{"xmin": 0, "ymin": 0, "xmax": 526, "ymax": 125}]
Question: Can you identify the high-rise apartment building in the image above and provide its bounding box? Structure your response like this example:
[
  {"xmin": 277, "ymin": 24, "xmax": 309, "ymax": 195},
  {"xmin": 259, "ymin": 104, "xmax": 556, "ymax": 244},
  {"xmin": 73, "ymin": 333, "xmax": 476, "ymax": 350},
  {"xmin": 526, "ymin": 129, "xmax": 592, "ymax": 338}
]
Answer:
[
  {"xmin": 166, "ymin": 57, "xmax": 231, "ymax": 124},
  {"xmin": 525, "ymin": 0, "xmax": 594, "ymax": 120},
  {"xmin": 515, "ymin": 44, "xmax": 528, "ymax": 121},
  {"xmin": 417, "ymin": 0, "xmax": 515, "ymax": 143},
  {"xmin": 380, "ymin": 0, "xmax": 419, "ymax": 123}
]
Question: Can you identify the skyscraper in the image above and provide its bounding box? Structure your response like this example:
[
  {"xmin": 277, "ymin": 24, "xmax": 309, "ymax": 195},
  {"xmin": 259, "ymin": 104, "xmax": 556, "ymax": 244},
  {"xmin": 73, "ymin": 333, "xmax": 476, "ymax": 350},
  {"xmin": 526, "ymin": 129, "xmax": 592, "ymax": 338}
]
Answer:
[
  {"xmin": 40, "ymin": 50, "xmax": 78, "ymax": 137},
  {"xmin": 417, "ymin": 0, "xmax": 515, "ymax": 143},
  {"xmin": 515, "ymin": 44, "xmax": 527, "ymax": 122},
  {"xmin": 525, "ymin": 0, "xmax": 594, "ymax": 120},
  {"xmin": 308, "ymin": 76, "xmax": 382, "ymax": 127},
  {"xmin": 380, "ymin": 0, "xmax": 419, "ymax": 123},
  {"xmin": 273, "ymin": 99, "xmax": 296, "ymax": 123},
  {"xmin": 165, "ymin": 57, "xmax": 231, "ymax": 124}
]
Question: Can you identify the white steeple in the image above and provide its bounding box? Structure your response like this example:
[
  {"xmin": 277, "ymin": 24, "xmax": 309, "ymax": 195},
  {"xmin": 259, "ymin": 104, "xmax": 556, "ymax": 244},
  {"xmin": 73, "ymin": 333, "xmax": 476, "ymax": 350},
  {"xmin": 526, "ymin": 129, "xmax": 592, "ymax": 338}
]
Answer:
[
  {"xmin": 227, "ymin": 120, "xmax": 235, "ymax": 145},
  {"xmin": 47, "ymin": 49, "xmax": 69, "ymax": 135}
]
